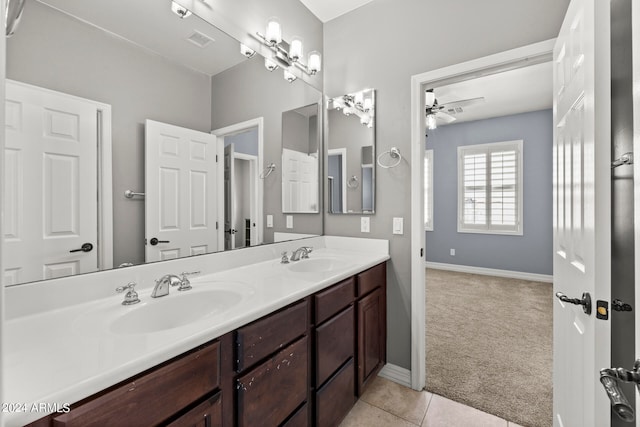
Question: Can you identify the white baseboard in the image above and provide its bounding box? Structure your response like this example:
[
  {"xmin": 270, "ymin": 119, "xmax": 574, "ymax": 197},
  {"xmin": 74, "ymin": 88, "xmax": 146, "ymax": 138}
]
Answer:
[
  {"xmin": 425, "ymin": 261, "xmax": 553, "ymax": 283},
  {"xmin": 378, "ymin": 363, "xmax": 412, "ymax": 388}
]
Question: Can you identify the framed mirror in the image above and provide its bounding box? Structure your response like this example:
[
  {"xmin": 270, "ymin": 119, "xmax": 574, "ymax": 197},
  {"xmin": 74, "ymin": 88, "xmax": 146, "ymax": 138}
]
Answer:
[
  {"xmin": 327, "ymin": 88, "xmax": 375, "ymax": 214},
  {"xmin": 3, "ymin": 0, "xmax": 323, "ymax": 286}
]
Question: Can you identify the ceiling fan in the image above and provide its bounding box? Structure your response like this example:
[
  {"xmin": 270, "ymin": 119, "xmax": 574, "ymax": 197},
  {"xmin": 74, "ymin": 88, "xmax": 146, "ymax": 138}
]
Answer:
[{"xmin": 425, "ymin": 89, "xmax": 485, "ymax": 129}]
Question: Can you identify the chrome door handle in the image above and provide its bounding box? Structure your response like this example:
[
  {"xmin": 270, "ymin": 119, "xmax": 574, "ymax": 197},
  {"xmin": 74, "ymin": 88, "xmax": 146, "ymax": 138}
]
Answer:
[
  {"xmin": 555, "ymin": 291, "xmax": 592, "ymax": 315},
  {"xmin": 600, "ymin": 359, "xmax": 640, "ymax": 422},
  {"xmin": 69, "ymin": 243, "xmax": 93, "ymax": 253}
]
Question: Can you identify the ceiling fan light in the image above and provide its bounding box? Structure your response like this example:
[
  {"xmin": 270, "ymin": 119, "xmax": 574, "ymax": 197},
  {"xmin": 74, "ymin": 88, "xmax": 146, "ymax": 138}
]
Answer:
[
  {"xmin": 426, "ymin": 113, "xmax": 437, "ymax": 130},
  {"xmin": 425, "ymin": 91, "xmax": 435, "ymax": 107}
]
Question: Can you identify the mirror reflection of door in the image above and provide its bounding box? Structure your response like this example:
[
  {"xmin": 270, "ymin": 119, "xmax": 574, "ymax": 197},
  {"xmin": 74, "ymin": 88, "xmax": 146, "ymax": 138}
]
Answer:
[
  {"xmin": 223, "ymin": 128, "xmax": 259, "ymax": 250},
  {"xmin": 3, "ymin": 80, "xmax": 109, "ymax": 285},
  {"xmin": 328, "ymin": 148, "xmax": 347, "ymax": 213}
]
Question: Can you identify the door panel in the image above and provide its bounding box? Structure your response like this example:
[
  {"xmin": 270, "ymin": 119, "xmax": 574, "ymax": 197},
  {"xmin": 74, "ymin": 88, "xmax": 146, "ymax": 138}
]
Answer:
[
  {"xmin": 553, "ymin": 0, "xmax": 611, "ymax": 425},
  {"xmin": 145, "ymin": 120, "xmax": 220, "ymax": 262},
  {"xmin": 4, "ymin": 81, "xmax": 98, "ymax": 285}
]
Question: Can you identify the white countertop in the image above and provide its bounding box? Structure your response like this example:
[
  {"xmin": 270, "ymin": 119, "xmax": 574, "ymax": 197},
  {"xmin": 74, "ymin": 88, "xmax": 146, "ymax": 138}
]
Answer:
[{"xmin": 4, "ymin": 238, "xmax": 389, "ymax": 426}]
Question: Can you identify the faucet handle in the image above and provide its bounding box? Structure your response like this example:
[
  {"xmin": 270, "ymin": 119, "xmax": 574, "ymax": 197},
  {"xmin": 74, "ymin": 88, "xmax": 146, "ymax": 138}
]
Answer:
[
  {"xmin": 281, "ymin": 251, "xmax": 289, "ymax": 264},
  {"xmin": 177, "ymin": 271, "xmax": 200, "ymax": 291},
  {"xmin": 115, "ymin": 282, "xmax": 140, "ymax": 305},
  {"xmin": 302, "ymin": 246, "xmax": 313, "ymax": 258}
]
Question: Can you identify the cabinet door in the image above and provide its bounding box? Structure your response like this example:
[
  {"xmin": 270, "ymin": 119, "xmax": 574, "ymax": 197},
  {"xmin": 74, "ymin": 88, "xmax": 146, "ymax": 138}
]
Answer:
[
  {"xmin": 316, "ymin": 305, "xmax": 354, "ymax": 387},
  {"xmin": 166, "ymin": 392, "xmax": 222, "ymax": 427},
  {"xmin": 357, "ymin": 288, "xmax": 385, "ymax": 395}
]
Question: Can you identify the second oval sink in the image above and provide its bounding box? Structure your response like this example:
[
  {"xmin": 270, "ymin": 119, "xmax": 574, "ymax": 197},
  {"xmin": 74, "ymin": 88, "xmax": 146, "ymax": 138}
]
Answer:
[{"xmin": 287, "ymin": 257, "xmax": 351, "ymax": 274}]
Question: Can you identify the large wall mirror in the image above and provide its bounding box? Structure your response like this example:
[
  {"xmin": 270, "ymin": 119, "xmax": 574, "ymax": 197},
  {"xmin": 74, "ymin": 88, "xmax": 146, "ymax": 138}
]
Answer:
[
  {"xmin": 3, "ymin": 0, "xmax": 323, "ymax": 286},
  {"xmin": 327, "ymin": 88, "xmax": 375, "ymax": 214}
]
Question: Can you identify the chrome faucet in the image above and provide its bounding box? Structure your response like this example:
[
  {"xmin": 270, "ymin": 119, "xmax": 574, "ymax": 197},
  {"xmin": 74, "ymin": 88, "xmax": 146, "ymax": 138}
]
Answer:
[
  {"xmin": 116, "ymin": 282, "xmax": 140, "ymax": 305},
  {"xmin": 290, "ymin": 246, "xmax": 313, "ymax": 261},
  {"xmin": 151, "ymin": 271, "xmax": 200, "ymax": 298}
]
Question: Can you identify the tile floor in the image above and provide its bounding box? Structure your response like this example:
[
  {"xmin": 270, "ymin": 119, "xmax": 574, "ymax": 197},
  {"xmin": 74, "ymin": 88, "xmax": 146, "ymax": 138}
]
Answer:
[{"xmin": 340, "ymin": 376, "xmax": 523, "ymax": 427}]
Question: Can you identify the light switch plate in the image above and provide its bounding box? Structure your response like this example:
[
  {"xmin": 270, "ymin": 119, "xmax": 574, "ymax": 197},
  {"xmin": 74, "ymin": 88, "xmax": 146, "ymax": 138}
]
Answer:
[
  {"xmin": 286, "ymin": 215, "xmax": 293, "ymax": 229},
  {"xmin": 393, "ymin": 217, "xmax": 403, "ymax": 235},
  {"xmin": 361, "ymin": 217, "xmax": 370, "ymax": 233},
  {"xmin": 266, "ymin": 215, "xmax": 273, "ymax": 228}
]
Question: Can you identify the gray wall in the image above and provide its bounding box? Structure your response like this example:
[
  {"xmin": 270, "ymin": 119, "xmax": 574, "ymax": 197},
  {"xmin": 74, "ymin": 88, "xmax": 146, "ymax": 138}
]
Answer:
[
  {"xmin": 211, "ymin": 58, "xmax": 323, "ymax": 242},
  {"xmin": 425, "ymin": 110, "xmax": 553, "ymax": 275},
  {"xmin": 6, "ymin": 0, "xmax": 212, "ymax": 267},
  {"xmin": 324, "ymin": 0, "xmax": 570, "ymax": 369}
]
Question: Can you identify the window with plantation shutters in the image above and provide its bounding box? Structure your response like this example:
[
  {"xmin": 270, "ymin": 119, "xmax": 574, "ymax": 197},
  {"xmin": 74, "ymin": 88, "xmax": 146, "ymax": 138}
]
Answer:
[
  {"xmin": 424, "ymin": 150, "xmax": 433, "ymax": 231},
  {"xmin": 457, "ymin": 140, "xmax": 523, "ymax": 235}
]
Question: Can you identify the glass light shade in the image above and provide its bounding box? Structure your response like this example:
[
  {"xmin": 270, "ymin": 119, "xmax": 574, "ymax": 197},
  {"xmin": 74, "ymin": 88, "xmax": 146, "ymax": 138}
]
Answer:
[
  {"xmin": 363, "ymin": 98, "xmax": 373, "ymax": 111},
  {"xmin": 308, "ymin": 51, "xmax": 321, "ymax": 74},
  {"xmin": 171, "ymin": 1, "xmax": 192, "ymax": 18},
  {"xmin": 354, "ymin": 92, "xmax": 364, "ymax": 107},
  {"xmin": 426, "ymin": 113, "xmax": 437, "ymax": 130},
  {"xmin": 360, "ymin": 113, "xmax": 370, "ymax": 125},
  {"xmin": 343, "ymin": 107, "xmax": 352, "ymax": 116},
  {"xmin": 289, "ymin": 37, "xmax": 303, "ymax": 62},
  {"xmin": 265, "ymin": 18, "xmax": 282, "ymax": 45},
  {"xmin": 264, "ymin": 57, "xmax": 279, "ymax": 71},
  {"xmin": 240, "ymin": 44, "xmax": 256, "ymax": 58},
  {"xmin": 425, "ymin": 91, "xmax": 436, "ymax": 106},
  {"xmin": 284, "ymin": 69, "xmax": 297, "ymax": 83}
]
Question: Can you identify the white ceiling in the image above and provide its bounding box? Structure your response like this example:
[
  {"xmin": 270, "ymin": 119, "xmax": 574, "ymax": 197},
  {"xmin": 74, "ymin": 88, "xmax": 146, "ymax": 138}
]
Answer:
[
  {"xmin": 36, "ymin": 0, "xmax": 246, "ymax": 76},
  {"xmin": 299, "ymin": 0, "xmax": 375, "ymax": 22},
  {"xmin": 432, "ymin": 61, "xmax": 553, "ymax": 126}
]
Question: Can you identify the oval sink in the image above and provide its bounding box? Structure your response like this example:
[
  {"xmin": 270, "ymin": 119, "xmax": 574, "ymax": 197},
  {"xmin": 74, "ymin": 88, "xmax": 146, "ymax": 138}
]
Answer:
[
  {"xmin": 74, "ymin": 281, "xmax": 254, "ymax": 336},
  {"xmin": 110, "ymin": 288, "xmax": 242, "ymax": 335},
  {"xmin": 287, "ymin": 257, "xmax": 350, "ymax": 274}
]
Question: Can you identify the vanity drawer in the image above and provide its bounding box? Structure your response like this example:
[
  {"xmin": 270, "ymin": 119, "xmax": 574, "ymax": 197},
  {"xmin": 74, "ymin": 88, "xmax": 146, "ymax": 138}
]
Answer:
[
  {"xmin": 52, "ymin": 341, "xmax": 220, "ymax": 427},
  {"xmin": 281, "ymin": 402, "xmax": 309, "ymax": 427},
  {"xmin": 315, "ymin": 358, "xmax": 356, "ymax": 427},
  {"xmin": 236, "ymin": 299, "xmax": 308, "ymax": 372},
  {"xmin": 165, "ymin": 391, "xmax": 222, "ymax": 427},
  {"xmin": 314, "ymin": 277, "xmax": 355, "ymax": 325},
  {"xmin": 316, "ymin": 305, "xmax": 355, "ymax": 387},
  {"xmin": 357, "ymin": 263, "xmax": 386, "ymax": 297},
  {"xmin": 236, "ymin": 336, "xmax": 308, "ymax": 427}
]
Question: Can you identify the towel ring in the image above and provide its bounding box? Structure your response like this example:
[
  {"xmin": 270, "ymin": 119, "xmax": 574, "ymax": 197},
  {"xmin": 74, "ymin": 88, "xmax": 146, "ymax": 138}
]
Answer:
[
  {"xmin": 377, "ymin": 147, "xmax": 402, "ymax": 169},
  {"xmin": 260, "ymin": 163, "xmax": 276, "ymax": 179},
  {"xmin": 347, "ymin": 175, "xmax": 359, "ymax": 189}
]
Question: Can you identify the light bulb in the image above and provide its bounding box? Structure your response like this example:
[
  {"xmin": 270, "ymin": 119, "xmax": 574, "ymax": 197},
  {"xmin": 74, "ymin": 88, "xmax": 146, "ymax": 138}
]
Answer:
[
  {"xmin": 363, "ymin": 98, "xmax": 373, "ymax": 111},
  {"xmin": 425, "ymin": 91, "xmax": 436, "ymax": 107},
  {"xmin": 355, "ymin": 92, "xmax": 364, "ymax": 107},
  {"xmin": 265, "ymin": 17, "xmax": 282, "ymax": 45},
  {"xmin": 360, "ymin": 113, "xmax": 370, "ymax": 125},
  {"xmin": 265, "ymin": 57, "xmax": 279, "ymax": 71},
  {"xmin": 308, "ymin": 51, "xmax": 321, "ymax": 75},
  {"xmin": 289, "ymin": 37, "xmax": 303, "ymax": 62}
]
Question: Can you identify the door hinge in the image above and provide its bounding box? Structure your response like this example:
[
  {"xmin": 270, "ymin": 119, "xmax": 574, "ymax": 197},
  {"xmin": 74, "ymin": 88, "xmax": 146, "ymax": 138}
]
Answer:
[
  {"xmin": 420, "ymin": 248, "xmax": 424, "ymax": 257},
  {"xmin": 216, "ymin": 221, "xmax": 219, "ymax": 230},
  {"xmin": 216, "ymin": 154, "xmax": 218, "ymax": 162}
]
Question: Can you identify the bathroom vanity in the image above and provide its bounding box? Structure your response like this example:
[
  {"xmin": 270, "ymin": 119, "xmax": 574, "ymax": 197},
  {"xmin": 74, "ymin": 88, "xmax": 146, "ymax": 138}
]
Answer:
[{"xmin": 5, "ymin": 237, "xmax": 388, "ymax": 427}]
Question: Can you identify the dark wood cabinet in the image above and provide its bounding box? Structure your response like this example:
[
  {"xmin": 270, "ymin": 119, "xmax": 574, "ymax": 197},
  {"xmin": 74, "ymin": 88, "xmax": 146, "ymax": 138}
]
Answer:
[
  {"xmin": 29, "ymin": 262, "xmax": 387, "ymax": 427},
  {"xmin": 356, "ymin": 263, "xmax": 387, "ymax": 396},
  {"xmin": 236, "ymin": 336, "xmax": 309, "ymax": 427},
  {"xmin": 165, "ymin": 392, "xmax": 222, "ymax": 427}
]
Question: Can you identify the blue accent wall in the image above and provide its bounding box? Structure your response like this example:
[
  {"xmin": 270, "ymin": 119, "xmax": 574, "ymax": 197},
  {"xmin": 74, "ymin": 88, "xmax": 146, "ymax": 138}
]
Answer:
[
  {"xmin": 224, "ymin": 127, "xmax": 259, "ymax": 156},
  {"xmin": 426, "ymin": 109, "xmax": 553, "ymax": 275}
]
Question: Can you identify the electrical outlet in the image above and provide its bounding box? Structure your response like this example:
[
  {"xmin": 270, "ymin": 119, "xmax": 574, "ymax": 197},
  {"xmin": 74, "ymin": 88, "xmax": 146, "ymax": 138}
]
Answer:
[
  {"xmin": 361, "ymin": 217, "xmax": 370, "ymax": 233},
  {"xmin": 266, "ymin": 215, "xmax": 273, "ymax": 228},
  {"xmin": 286, "ymin": 215, "xmax": 293, "ymax": 229},
  {"xmin": 450, "ymin": 248, "xmax": 455, "ymax": 256}
]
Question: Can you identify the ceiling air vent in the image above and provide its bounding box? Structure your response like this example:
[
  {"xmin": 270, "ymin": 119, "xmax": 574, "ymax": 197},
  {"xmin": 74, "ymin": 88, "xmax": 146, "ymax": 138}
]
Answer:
[
  {"xmin": 446, "ymin": 107, "xmax": 464, "ymax": 115},
  {"xmin": 186, "ymin": 30, "xmax": 215, "ymax": 48}
]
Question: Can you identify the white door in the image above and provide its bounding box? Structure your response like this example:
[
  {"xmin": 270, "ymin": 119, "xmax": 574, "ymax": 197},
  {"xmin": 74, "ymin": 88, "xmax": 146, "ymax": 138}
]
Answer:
[
  {"xmin": 282, "ymin": 148, "xmax": 318, "ymax": 213},
  {"xmin": 553, "ymin": 0, "xmax": 611, "ymax": 426},
  {"xmin": 3, "ymin": 81, "xmax": 99, "ymax": 285},
  {"xmin": 223, "ymin": 143, "xmax": 236, "ymax": 250},
  {"xmin": 145, "ymin": 120, "xmax": 220, "ymax": 262}
]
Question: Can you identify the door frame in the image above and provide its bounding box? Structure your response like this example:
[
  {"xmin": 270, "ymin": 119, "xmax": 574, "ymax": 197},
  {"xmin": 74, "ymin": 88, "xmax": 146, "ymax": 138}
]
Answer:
[
  {"xmin": 409, "ymin": 39, "xmax": 555, "ymax": 390},
  {"xmin": 232, "ymin": 152, "xmax": 259, "ymax": 248},
  {"xmin": 212, "ymin": 117, "xmax": 264, "ymax": 249}
]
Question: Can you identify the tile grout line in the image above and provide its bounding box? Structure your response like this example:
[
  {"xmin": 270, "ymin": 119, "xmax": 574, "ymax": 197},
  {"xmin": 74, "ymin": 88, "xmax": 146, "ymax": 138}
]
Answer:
[{"xmin": 358, "ymin": 396, "xmax": 424, "ymax": 426}]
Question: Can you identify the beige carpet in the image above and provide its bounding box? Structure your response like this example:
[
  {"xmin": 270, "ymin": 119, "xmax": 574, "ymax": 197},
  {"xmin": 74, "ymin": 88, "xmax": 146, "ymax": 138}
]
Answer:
[{"xmin": 425, "ymin": 268, "xmax": 553, "ymax": 427}]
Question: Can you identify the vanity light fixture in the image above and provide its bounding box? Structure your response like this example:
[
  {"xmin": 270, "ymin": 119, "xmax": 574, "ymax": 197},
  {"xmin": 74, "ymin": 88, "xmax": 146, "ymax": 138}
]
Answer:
[
  {"xmin": 329, "ymin": 90, "xmax": 375, "ymax": 128},
  {"xmin": 171, "ymin": 1, "xmax": 192, "ymax": 19},
  {"xmin": 284, "ymin": 69, "xmax": 297, "ymax": 83},
  {"xmin": 255, "ymin": 18, "xmax": 322, "ymax": 78},
  {"xmin": 265, "ymin": 57, "xmax": 279, "ymax": 71}
]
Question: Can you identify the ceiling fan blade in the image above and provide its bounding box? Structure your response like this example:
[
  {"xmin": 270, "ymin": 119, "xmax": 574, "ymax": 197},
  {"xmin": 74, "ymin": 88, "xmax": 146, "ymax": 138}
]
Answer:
[
  {"xmin": 436, "ymin": 111, "xmax": 456, "ymax": 124},
  {"xmin": 440, "ymin": 96, "xmax": 485, "ymax": 110}
]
